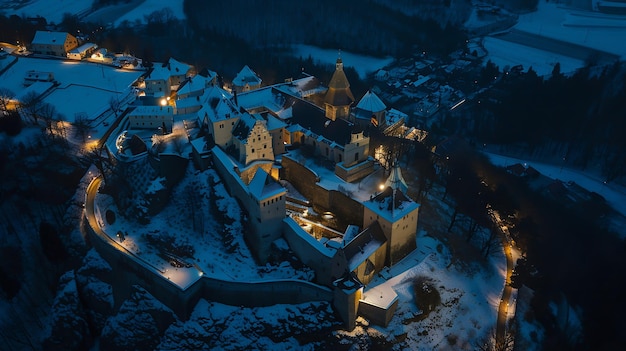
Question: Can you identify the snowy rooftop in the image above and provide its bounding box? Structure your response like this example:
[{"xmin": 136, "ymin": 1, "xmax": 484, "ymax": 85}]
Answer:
[
  {"xmin": 363, "ymin": 187, "xmax": 420, "ymax": 223},
  {"xmin": 233, "ymin": 65, "xmax": 261, "ymax": 86},
  {"xmin": 356, "ymin": 90, "xmax": 386, "ymax": 112},
  {"xmin": 248, "ymin": 168, "xmax": 286, "ymax": 201},
  {"xmin": 31, "ymin": 30, "xmax": 72, "ymax": 45},
  {"xmin": 360, "ymin": 284, "xmax": 398, "ymax": 309}
]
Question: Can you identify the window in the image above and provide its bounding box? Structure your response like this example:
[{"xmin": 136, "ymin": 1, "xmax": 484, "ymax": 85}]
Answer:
[
  {"xmin": 354, "ymin": 152, "xmax": 359, "ymax": 162},
  {"xmin": 264, "ymin": 144, "xmax": 267, "ymax": 149}
]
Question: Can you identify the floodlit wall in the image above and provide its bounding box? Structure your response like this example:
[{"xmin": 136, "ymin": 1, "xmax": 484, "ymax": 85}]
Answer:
[{"xmin": 283, "ymin": 217, "xmax": 347, "ymax": 287}]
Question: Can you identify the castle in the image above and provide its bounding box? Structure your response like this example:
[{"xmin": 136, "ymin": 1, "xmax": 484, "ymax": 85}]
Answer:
[{"xmin": 102, "ymin": 57, "xmax": 419, "ymax": 329}]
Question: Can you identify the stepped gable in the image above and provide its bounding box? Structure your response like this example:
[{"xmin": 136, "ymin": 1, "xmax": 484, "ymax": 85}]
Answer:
[{"xmin": 231, "ymin": 113, "xmax": 258, "ymax": 141}]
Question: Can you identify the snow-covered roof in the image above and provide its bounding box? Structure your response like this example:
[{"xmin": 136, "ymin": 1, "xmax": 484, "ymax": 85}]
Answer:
[
  {"xmin": 265, "ymin": 114, "xmax": 287, "ymax": 131},
  {"xmin": 356, "ymin": 90, "xmax": 386, "ymax": 113},
  {"xmin": 363, "ymin": 187, "xmax": 419, "ymax": 223},
  {"xmin": 232, "ymin": 113, "xmax": 262, "ymax": 142},
  {"xmin": 361, "ymin": 284, "xmax": 398, "ymax": 309},
  {"xmin": 31, "ymin": 31, "xmax": 72, "ymax": 45},
  {"xmin": 198, "ymin": 86, "xmax": 239, "ymax": 123},
  {"xmin": 386, "ymin": 108, "xmax": 407, "ymax": 125},
  {"xmin": 17, "ymin": 81, "xmax": 54, "ymax": 100},
  {"xmin": 233, "ymin": 65, "xmax": 261, "ymax": 86},
  {"xmin": 248, "ymin": 168, "xmax": 286, "ymax": 201},
  {"xmin": 166, "ymin": 57, "xmax": 191, "ymax": 75},
  {"xmin": 177, "ymin": 75, "xmax": 210, "ymax": 96}
]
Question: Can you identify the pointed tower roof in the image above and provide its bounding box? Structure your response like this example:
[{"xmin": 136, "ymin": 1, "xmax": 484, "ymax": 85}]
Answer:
[
  {"xmin": 356, "ymin": 90, "xmax": 386, "ymax": 113},
  {"xmin": 384, "ymin": 161, "xmax": 408, "ymax": 194},
  {"xmin": 324, "ymin": 57, "xmax": 355, "ymax": 106}
]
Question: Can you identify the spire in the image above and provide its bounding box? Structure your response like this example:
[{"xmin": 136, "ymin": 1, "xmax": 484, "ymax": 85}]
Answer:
[
  {"xmin": 336, "ymin": 50, "xmax": 343, "ymax": 71},
  {"xmin": 384, "ymin": 160, "xmax": 408, "ymax": 194}
]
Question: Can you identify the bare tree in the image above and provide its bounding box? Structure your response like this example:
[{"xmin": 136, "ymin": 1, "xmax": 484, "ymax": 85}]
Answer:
[
  {"xmin": 38, "ymin": 103, "xmax": 58, "ymax": 137},
  {"xmin": 108, "ymin": 95, "xmax": 123, "ymax": 119},
  {"xmin": 19, "ymin": 91, "xmax": 43, "ymax": 124},
  {"xmin": 81, "ymin": 144, "xmax": 113, "ymax": 185},
  {"xmin": 0, "ymin": 88, "xmax": 15, "ymax": 113},
  {"xmin": 475, "ymin": 325, "xmax": 515, "ymax": 351},
  {"xmin": 73, "ymin": 113, "xmax": 93, "ymax": 143}
]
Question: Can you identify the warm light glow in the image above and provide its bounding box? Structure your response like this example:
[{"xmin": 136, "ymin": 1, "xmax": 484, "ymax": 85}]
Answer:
[
  {"xmin": 160, "ymin": 98, "xmax": 167, "ymax": 106},
  {"xmin": 379, "ymin": 184, "xmax": 385, "ymax": 191}
]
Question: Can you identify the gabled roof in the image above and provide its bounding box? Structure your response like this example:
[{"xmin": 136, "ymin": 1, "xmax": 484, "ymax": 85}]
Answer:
[
  {"xmin": 165, "ymin": 57, "xmax": 192, "ymax": 75},
  {"xmin": 356, "ymin": 90, "xmax": 386, "ymax": 113},
  {"xmin": 177, "ymin": 75, "xmax": 210, "ymax": 96},
  {"xmin": 31, "ymin": 31, "xmax": 72, "ymax": 45},
  {"xmin": 199, "ymin": 86, "xmax": 239, "ymax": 123},
  {"xmin": 147, "ymin": 57, "xmax": 192, "ymax": 81},
  {"xmin": 233, "ymin": 65, "xmax": 262, "ymax": 86},
  {"xmin": 248, "ymin": 168, "xmax": 286, "ymax": 201}
]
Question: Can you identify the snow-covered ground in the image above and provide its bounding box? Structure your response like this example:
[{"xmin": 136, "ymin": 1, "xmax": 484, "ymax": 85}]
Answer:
[
  {"xmin": 482, "ymin": 1, "xmax": 626, "ymax": 76},
  {"xmin": 0, "ymin": 0, "xmax": 185, "ymax": 26},
  {"xmin": 93, "ymin": 156, "xmax": 314, "ymax": 290},
  {"xmin": 517, "ymin": 1, "xmax": 626, "ymax": 59},
  {"xmin": 482, "ymin": 36, "xmax": 585, "ymax": 76}
]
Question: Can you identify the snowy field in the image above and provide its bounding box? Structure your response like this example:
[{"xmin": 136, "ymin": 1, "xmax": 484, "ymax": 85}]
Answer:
[
  {"xmin": 514, "ymin": 1, "xmax": 626, "ymax": 58},
  {"xmin": 482, "ymin": 36, "xmax": 585, "ymax": 76},
  {"xmin": 482, "ymin": 1, "xmax": 626, "ymax": 76},
  {"xmin": 0, "ymin": 0, "xmax": 184, "ymax": 26},
  {"xmin": 0, "ymin": 57, "xmax": 142, "ymax": 122}
]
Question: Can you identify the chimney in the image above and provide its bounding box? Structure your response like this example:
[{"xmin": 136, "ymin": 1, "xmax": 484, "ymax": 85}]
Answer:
[{"xmin": 233, "ymin": 90, "xmax": 238, "ymax": 106}]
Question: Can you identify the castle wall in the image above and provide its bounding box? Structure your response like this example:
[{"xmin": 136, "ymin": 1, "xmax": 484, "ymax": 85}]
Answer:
[
  {"xmin": 283, "ymin": 217, "xmax": 347, "ymax": 287},
  {"xmin": 86, "ymin": 212, "xmax": 333, "ymax": 321},
  {"xmin": 281, "ymin": 155, "xmax": 330, "ymax": 208}
]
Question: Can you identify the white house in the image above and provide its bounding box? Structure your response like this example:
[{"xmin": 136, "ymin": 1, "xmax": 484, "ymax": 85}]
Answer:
[
  {"xmin": 128, "ymin": 105, "xmax": 174, "ymax": 131},
  {"xmin": 30, "ymin": 31, "xmax": 78, "ymax": 57}
]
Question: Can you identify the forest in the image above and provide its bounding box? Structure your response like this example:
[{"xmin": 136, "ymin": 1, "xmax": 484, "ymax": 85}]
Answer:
[{"xmin": 443, "ymin": 61, "xmax": 626, "ymax": 184}]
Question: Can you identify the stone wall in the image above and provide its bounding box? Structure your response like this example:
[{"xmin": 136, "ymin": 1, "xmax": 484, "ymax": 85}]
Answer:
[
  {"xmin": 281, "ymin": 155, "xmax": 330, "ymax": 208},
  {"xmin": 87, "ymin": 217, "xmax": 333, "ymax": 321}
]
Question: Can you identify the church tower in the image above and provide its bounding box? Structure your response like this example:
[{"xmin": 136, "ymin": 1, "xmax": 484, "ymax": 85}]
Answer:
[{"xmin": 324, "ymin": 56, "xmax": 355, "ymax": 121}]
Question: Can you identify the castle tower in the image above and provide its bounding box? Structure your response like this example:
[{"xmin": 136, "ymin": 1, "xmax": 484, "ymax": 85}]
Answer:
[
  {"xmin": 363, "ymin": 164, "xmax": 419, "ymax": 266},
  {"xmin": 324, "ymin": 57, "xmax": 355, "ymax": 121}
]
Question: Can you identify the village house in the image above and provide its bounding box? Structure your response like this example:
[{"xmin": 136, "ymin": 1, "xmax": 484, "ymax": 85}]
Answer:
[
  {"xmin": 143, "ymin": 58, "xmax": 196, "ymax": 97},
  {"xmin": 232, "ymin": 65, "xmax": 262, "ymax": 93},
  {"xmin": 29, "ymin": 31, "xmax": 78, "ymax": 57},
  {"xmin": 127, "ymin": 105, "xmax": 174, "ymax": 132}
]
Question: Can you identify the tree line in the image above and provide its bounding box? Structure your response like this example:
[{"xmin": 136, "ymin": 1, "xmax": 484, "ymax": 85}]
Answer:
[{"xmin": 456, "ymin": 62, "xmax": 626, "ymax": 183}]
